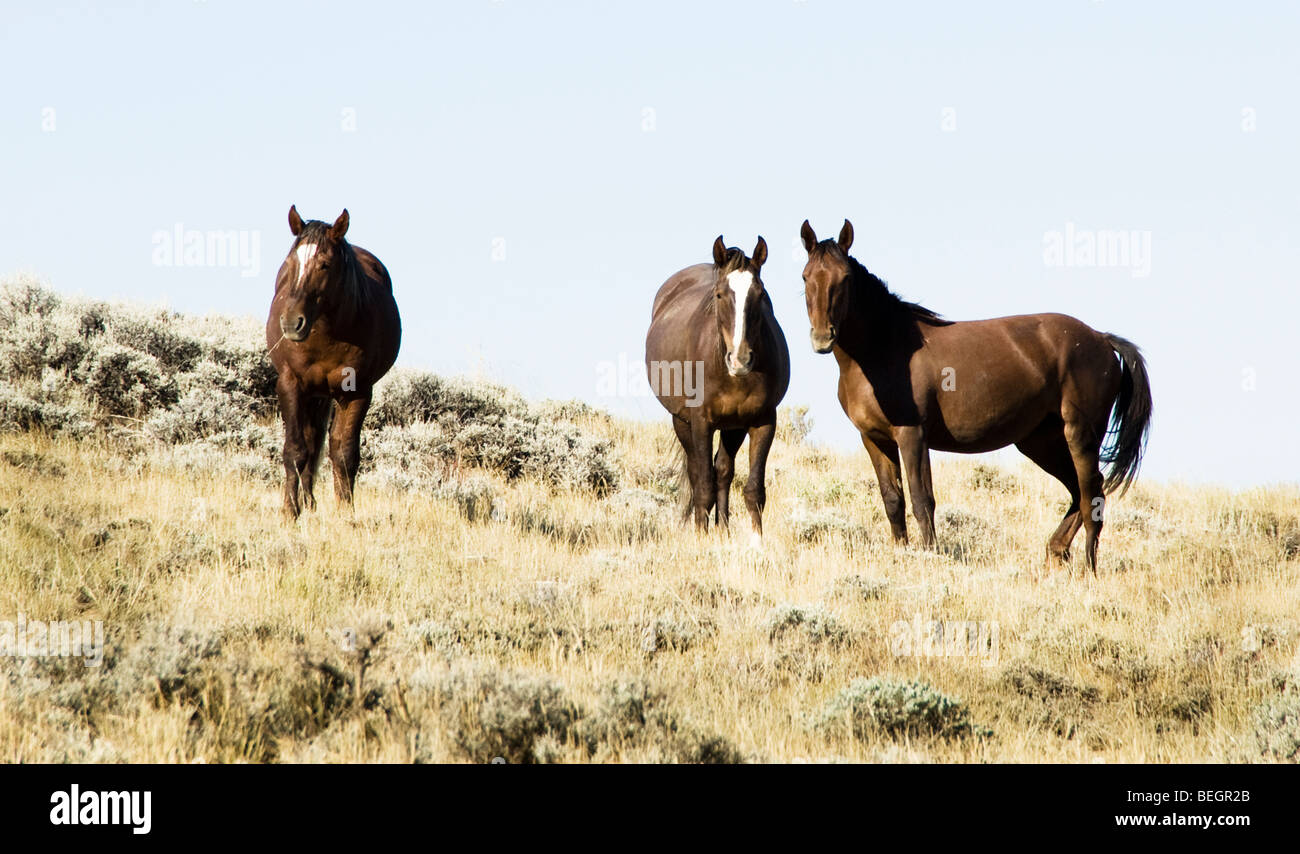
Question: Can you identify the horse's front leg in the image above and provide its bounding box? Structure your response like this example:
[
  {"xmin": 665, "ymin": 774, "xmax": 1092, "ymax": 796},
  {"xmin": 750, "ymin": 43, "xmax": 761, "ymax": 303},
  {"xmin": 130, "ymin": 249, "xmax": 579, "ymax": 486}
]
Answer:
[
  {"xmin": 329, "ymin": 390, "xmax": 372, "ymax": 507},
  {"xmin": 864, "ymin": 437, "xmax": 908, "ymax": 544},
  {"xmin": 897, "ymin": 426, "xmax": 937, "ymax": 548},
  {"xmin": 298, "ymin": 397, "xmax": 330, "ymax": 513},
  {"xmin": 742, "ymin": 418, "xmax": 776, "ymax": 547},
  {"xmin": 713, "ymin": 429, "xmax": 745, "ymax": 529},
  {"xmin": 689, "ymin": 418, "xmax": 716, "ymax": 530},
  {"xmin": 277, "ymin": 373, "xmax": 309, "ymax": 520}
]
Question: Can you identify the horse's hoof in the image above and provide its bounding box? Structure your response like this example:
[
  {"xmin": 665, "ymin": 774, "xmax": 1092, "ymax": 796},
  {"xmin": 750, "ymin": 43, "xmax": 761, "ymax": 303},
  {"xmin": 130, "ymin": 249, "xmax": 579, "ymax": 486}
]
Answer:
[{"xmin": 1044, "ymin": 552, "xmax": 1071, "ymax": 572}]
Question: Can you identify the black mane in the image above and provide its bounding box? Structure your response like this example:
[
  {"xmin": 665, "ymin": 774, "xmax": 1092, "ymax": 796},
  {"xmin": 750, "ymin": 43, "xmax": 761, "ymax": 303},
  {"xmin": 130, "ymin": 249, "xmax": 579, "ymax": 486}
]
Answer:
[
  {"xmin": 295, "ymin": 220, "xmax": 334, "ymax": 244},
  {"xmin": 815, "ymin": 244, "xmax": 949, "ymax": 326}
]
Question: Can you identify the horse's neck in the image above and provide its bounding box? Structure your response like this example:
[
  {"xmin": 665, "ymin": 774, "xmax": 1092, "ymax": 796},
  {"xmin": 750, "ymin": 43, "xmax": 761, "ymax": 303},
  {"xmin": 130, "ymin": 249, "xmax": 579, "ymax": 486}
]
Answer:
[{"xmin": 843, "ymin": 270, "xmax": 914, "ymax": 362}]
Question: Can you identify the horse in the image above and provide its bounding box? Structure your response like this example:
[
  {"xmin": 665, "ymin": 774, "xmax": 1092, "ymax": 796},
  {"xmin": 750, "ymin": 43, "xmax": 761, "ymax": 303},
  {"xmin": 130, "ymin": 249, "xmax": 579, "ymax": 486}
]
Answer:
[
  {"xmin": 266, "ymin": 206, "xmax": 401, "ymax": 519},
  {"xmin": 645, "ymin": 235, "xmax": 791, "ymax": 544},
  {"xmin": 799, "ymin": 219, "xmax": 1151, "ymax": 571}
]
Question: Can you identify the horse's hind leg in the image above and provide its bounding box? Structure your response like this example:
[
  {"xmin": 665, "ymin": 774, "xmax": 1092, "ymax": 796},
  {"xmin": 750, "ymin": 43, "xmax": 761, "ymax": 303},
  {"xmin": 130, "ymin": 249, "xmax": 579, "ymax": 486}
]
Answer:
[
  {"xmin": 329, "ymin": 392, "xmax": 372, "ymax": 508},
  {"xmin": 672, "ymin": 416, "xmax": 695, "ymax": 524},
  {"xmin": 713, "ymin": 429, "xmax": 746, "ymax": 529},
  {"xmin": 1064, "ymin": 419, "xmax": 1106, "ymax": 572},
  {"xmin": 1015, "ymin": 421, "xmax": 1082, "ymax": 567}
]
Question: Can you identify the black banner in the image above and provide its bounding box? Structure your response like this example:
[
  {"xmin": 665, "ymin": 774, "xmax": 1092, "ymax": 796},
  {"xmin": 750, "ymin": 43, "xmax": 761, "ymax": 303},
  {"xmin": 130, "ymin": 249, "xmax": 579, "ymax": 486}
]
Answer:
[{"xmin": 0, "ymin": 763, "xmax": 1285, "ymax": 842}]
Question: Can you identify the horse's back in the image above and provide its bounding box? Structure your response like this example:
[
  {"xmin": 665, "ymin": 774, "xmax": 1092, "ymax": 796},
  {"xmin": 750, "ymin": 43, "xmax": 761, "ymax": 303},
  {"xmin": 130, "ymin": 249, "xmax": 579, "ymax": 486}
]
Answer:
[
  {"xmin": 1008, "ymin": 312, "xmax": 1116, "ymax": 385},
  {"xmin": 915, "ymin": 311, "xmax": 1120, "ymax": 446},
  {"xmin": 931, "ymin": 312, "xmax": 1110, "ymax": 368},
  {"xmin": 353, "ymin": 245, "xmax": 401, "ymax": 379},
  {"xmin": 646, "ymin": 263, "xmax": 714, "ymax": 361},
  {"xmin": 354, "ymin": 246, "xmax": 394, "ymax": 295},
  {"xmin": 650, "ymin": 263, "xmax": 714, "ymax": 321}
]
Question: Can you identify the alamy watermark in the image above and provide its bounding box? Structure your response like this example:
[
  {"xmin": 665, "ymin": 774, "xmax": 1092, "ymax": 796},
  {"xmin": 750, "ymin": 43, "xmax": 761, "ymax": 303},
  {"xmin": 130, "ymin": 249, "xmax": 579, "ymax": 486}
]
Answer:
[
  {"xmin": 1043, "ymin": 221, "xmax": 1151, "ymax": 278},
  {"xmin": 0, "ymin": 613, "xmax": 104, "ymax": 667},
  {"xmin": 50, "ymin": 785, "xmax": 150, "ymax": 835},
  {"xmin": 889, "ymin": 612, "xmax": 1000, "ymax": 666},
  {"xmin": 151, "ymin": 223, "xmax": 261, "ymax": 278},
  {"xmin": 596, "ymin": 352, "xmax": 705, "ymax": 407}
]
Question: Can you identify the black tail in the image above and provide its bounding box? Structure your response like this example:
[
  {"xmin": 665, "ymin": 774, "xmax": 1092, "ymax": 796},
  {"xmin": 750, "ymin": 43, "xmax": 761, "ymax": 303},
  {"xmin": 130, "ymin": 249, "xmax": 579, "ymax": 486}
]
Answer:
[{"xmin": 1100, "ymin": 334, "xmax": 1152, "ymax": 496}]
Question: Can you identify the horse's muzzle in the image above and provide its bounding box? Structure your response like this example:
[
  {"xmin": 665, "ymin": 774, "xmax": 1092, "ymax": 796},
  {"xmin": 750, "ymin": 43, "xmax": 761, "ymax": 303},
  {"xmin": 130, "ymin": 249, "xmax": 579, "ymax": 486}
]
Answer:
[
  {"xmin": 810, "ymin": 327, "xmax": 836, "ymax": 354},
  {"xmin": 726, "ymin": 350, "xmax": 753, "ymax": 377},
  {"xmin": 280, "ymin": 313, "xmax": 311, "ymax": 342}
]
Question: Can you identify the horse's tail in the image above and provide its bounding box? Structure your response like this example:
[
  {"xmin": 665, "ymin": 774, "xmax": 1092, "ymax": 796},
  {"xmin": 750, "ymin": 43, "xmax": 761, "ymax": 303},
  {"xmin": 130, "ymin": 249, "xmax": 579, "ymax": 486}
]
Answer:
[{"xmin": 1100, "ymin": 334, "xmax": 1152, "ymax": 497}]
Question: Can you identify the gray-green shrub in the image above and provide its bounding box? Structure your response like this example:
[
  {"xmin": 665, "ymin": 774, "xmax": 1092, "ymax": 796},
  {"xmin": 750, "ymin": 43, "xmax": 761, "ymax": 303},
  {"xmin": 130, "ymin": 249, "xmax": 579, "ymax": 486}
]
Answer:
[{"xmin": 814, "ymin": 677, "xmax": 983, "ymax": 740}]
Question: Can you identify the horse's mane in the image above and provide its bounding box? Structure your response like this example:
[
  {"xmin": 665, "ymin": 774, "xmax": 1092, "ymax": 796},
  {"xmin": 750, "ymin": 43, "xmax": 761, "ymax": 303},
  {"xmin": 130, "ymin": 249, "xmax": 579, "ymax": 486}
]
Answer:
[
  {"xmin": 840, "ymin": 251, "xmax": 950, "ymax": 326},
  {"xmin": 295, "ymin": 221, "xmax": 368, "ymax": 312},
  {"xmin": 295, "ymin": 220, "xmax": 334, "ymax": 246}
]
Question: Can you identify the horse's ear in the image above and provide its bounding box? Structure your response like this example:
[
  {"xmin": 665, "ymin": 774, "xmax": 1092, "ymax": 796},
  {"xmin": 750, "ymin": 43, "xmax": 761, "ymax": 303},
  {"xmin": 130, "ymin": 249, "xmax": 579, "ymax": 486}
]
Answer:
[
  {"xmin": 289, "ymin": 205, "xmax": 303, "ymax": 236},
  {"xmin": 752, "ymin": 236, "xmax": 768, "ymax": 269},
  {"xmin": 837, "ymin": 219, "xmax": 854, "ymax": 253},
  {"xmin": 712, "ymin": 235, "xmax": 727, "ymax": 268},
  {"xmin": 329, "ymin": 209, "xmax": 350, "ymax": 242},
  {"xmin": 800, "ymin": 220, "xmax": 817, "ymax": 253}
]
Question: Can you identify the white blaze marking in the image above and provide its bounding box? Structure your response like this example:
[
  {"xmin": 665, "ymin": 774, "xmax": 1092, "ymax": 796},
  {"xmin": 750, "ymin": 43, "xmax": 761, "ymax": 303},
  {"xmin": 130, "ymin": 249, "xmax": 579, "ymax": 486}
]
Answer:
[
  {"xmin": 294, "ymin": 243, "xmax": 317, "ymax": 288},
  {"xmin": 726, "ymin": 270, "xmax": 754, "ymax": 372}
]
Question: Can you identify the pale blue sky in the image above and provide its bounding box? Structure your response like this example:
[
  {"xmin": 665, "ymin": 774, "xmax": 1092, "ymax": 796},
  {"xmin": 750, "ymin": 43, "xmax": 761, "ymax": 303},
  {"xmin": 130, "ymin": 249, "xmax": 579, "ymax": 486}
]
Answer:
[{"xmin": 3, "ymin": 1, "xmax": 1297, "ymax": 486}]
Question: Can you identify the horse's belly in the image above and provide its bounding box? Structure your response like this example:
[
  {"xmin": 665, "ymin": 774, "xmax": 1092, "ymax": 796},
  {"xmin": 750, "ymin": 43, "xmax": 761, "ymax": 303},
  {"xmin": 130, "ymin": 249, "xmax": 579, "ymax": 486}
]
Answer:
[
  {"xmin": 929, "ymin": 432, "xmax": 1020, "ymax": 454},
  {"xmin": 643, "ymin": 348, "xmax": 706, "ymax": 419},
  {"xmin": 930, "ymin": 388, "xmax": 1051, "ymax": 450}
]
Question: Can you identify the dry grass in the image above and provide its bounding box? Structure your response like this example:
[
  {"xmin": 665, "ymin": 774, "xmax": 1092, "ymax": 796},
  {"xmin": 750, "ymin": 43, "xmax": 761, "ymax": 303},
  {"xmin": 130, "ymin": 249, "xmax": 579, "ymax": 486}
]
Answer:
[
  {"xmin": 2, "ymin": 414, "xmax": 1298, "ymax": 764},
  {"xmin": 1, "ymin": 276, "xmax": 1298, "ymax": 763}
]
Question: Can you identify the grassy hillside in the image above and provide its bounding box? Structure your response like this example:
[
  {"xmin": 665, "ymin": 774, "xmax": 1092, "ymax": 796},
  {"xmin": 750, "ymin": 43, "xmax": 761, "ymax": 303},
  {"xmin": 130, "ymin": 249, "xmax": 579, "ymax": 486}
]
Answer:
[{"xmin": 1, "ymin": 275, "xmax": 1298, "ymax": 763}]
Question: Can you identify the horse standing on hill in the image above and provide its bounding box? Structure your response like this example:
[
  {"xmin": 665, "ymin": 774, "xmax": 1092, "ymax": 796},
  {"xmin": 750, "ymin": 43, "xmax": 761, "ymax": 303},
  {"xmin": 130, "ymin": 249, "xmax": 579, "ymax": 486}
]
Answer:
[
  {"xmin": 646, "ymin": 235, "xmax": 790, "ymax": 544},
  {"xmin": 267, "ymin": 206, "xmax": 401, "ymax": 519},
  {"xmin": 799, "ymin": 219, "xmax": 1151, "ymax": 571}
]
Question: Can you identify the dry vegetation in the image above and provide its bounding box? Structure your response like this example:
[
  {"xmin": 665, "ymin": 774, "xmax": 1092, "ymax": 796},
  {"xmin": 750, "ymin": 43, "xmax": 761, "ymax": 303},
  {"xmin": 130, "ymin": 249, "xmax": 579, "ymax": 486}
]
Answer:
[{"xmin": 2, "ymin": 274, "xmax": 1299, "ymax": 763}]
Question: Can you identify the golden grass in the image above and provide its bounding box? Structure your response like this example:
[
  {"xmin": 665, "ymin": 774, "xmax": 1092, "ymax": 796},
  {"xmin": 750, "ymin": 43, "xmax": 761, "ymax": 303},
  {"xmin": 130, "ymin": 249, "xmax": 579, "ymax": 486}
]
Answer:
[{"xmin": 1, "ymin": 416, "xmax": 1298, "ymax": 763}]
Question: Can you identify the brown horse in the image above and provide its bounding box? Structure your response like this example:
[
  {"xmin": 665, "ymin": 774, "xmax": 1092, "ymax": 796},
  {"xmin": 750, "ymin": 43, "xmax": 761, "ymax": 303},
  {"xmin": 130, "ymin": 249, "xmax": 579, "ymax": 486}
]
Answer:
[
  {"xmin": 267, "ymin": 206, "xmax": 401, "ymax": 519},
  {"xmin": 646, "ymin": 236, "xmax": 791, "ymax": 544},
  {"xmin": 800, "ymin": 219, "xmax": 1151, "ymax": 571}
]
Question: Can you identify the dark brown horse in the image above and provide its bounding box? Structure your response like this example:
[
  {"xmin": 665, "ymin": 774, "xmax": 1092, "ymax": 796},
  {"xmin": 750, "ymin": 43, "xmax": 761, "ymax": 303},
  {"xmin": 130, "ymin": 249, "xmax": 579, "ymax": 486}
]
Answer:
[
  {"xmin": 646, "ymin": 236, "xmax": 791, "ymax": 544},
  {"xmin": 800, "ymin": 219, "xmax": 1151, "ymax": 571},
  {"xmin": 267, "ymin": 206, "xmax": 401, "ymax": 519}
]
